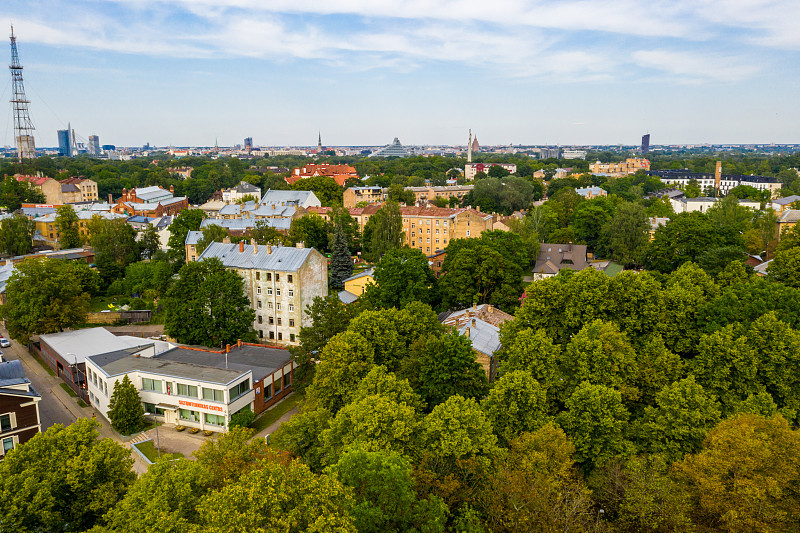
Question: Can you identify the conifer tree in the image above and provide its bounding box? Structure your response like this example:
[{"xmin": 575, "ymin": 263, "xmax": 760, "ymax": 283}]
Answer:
[
  {"xmin": 108, "ymin": 375, "xmax": 146, "ymax": 435},
  {"xmin": 329, "ymin": 224, "xmax": 353, "ymax": 290}
]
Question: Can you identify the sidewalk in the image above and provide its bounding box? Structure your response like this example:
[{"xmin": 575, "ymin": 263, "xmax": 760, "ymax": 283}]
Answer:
[{"xmin": 252, "ymin": 404, "xmax": 301, "ymax": 440}]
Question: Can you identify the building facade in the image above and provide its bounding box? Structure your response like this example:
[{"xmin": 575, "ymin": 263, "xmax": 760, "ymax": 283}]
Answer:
[
  {"xmin": 647, "ymin": 169, "xmax": 782, "ymax": 197},
  {"xmin": 464, "ymin": 163, "xmax": 517, "ymax": 181},
  {"xmin": 0, "ymin": 360, "xmax": 41, "ymax": 459},
  {"xmin": 589, "ymin": 158, "xmax": 651, "ymax": 176},
  {"xmin": 197, "ymin": 241, "xmax": 328, "ymax": 345},
  {"xmin": 286, "ymin": 164, "xmax": 358, "ymax": 186},
  {"xmin": 222, "ymin": 181, "xmax": 262, "ymax": 204},
  {"xmin": 343, "ymin": 186, "xmax": 386, "ymax": 208}
]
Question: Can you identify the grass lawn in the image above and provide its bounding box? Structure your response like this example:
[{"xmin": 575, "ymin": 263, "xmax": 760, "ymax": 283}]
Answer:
[
  {"xmin": 134, "ymin": 440, "xmax": 183, "ymax": 463},
  {"xmin": 31, "ymin": 351, "xmax": 56, "ymax": 376},
  {"xmin": 59, "ymin": 383, "xmax": 78, "ymax": 397},
  {"xmin": 251, "ymin": 391, "xmax": 305, "ymax": 434}
]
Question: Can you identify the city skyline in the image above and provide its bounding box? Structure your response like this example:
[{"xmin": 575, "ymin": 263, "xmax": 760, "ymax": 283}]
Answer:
[{"xmin": 2, "ymin": 0, "xmax": 799, "ymax": 147}]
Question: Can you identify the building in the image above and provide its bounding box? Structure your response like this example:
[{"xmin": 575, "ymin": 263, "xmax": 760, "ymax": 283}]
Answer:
[
  {"xmin": 471, "ymin": 135, "xmax": 480, "ymax": 155},
  {"xmin": 343, "ymin": 186, "xmax": 386, "ymax": 208},
  {"xmin": 369, "ymin": 137, "xmax": 411, "ymax": 158},
  {"xmin": 57, "ymin": 126, "xmax": 76, "ymax": 157},
  {"xmin": 440, "ymin": 304, "xmax": 514, "ymax": 380},
  {"xmin": 647, "ymin": 169, "xmax": 782, "ymax": 197},
  {"xmin": 407, "ymin": 185, "xmax": 473, "ymax": 206},
  {"xmin": 222, "ymin": 181, "xmax": 262, "ymax": 204},
  {"xmin": 286, "ymin": 164, "xmax": 358, "ymax": 186},
  {"xmin": 59, "ymin": 177, "xmax": 99, "ymax": 203},
  {"xmin": 670, "ymin": 197, "xmax": 761, "ymax": 214},
  {"xmin": 244, "ymin": 137, "xmax": 253, "ymax": 153},
  {"xmin": 33, "ymin": 210, "xmax": 128, "ymax": 248},
  {"xmin": 112, "ymin": 186, "xmax": 189, "ymax": 217},
  {"xmin": 641, "ymin": 134, "xmax": 651, "ymax": 154},
  {"xmin": 197, "ymin": 241, "xmax": 328, "ymax": 345},
  {"xmin": 777, "ymin": 210, "xmax": 800, "ymax": 241},
  {"xmin": 574, "ymin": 186, "xmax": 607, "ymax": 199},
  {"xmin": 199, "ymin": 199, "xmax": 227, "ymax": 218},
  {"xmin": 589, "ymin": 158, "xmax": 651, "ymax": 176},
  {"xmin": 0, "ymin": 360, "xmax": 41, "ymax": 459},
  {"xmin": 343, "ymin": 268, "xmax": 374, "ymax": 296},
  {"xmin": 464, "ymin": 163, "xmax": 517, "ymax": 181},
  {"xmin": 185, "ymin": 230, "xmax": 202, "ymax": 263},
  {"xmin": 87, "ymin": 135, "xmax": 100, "ymax": 155},
  {"xmin": 562, "ymin": 150, "xmax": 587, "ymax": 160},
  {"xmin": 428, "ymin": 250, "xmax": 447, "ymax": 278},
  {"xmin": 259, "ymin": 189, "xmax": 321, "ymax": 209},
  {"xmin": 649, "ymin": 217, "xmax": 670, "ymax": 240},
  {"xmin": 771, "ymin": 195, "xmax": 800, "ymax": 213},
  {"xmin": 532, "ymin": 243, "xmax": 590, "ymax": 281},
  {"xmin": 35, "ymin": 328, "xmax": 171, "ymax": 404},
  {"xmin": 85, "ymin": 342, "xmax": 297, "ymax": 432},
  {"xmin": 539, "ymin": 147, "xmax": 560, "ymax": 159}
]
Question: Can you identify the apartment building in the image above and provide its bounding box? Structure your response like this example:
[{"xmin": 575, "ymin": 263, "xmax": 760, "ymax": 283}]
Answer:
[
  {"xmin": 197, "ymin": 241, "xmax": 328, "ymax": 345},
  {"xmin": 15, "ymin": 175, "xmax": 98, "ymax": 205},
  {"xmin": 589, "ymin": 158, "xmax": 651, "ymax": 176},
  {"xmin": 407, "ymin": 185, "xmax": 474, "ymax": 205},
  {"xmin": 464, "ymin": 163, "xmax": 517, "ymax": 181},
  {"xmin": 647, "ymin": 169, "xmax": 782, "ymax": 197},
  {"xmin": 343, "ymin": 186, "xmax": 386, "ymax": 208},
  {"xmin": 286, "ymin": 164, "xmax": 358, "ymax": 186}
]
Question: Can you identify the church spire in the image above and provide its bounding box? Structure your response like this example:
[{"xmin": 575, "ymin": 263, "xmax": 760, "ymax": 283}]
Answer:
[
  {"xmin": 467, "ymin": 129, "xmax": 473, "ymax": 163},
  {"xmin": 318, "ymin": 131, "xmax": 323, "ymax": 152}
]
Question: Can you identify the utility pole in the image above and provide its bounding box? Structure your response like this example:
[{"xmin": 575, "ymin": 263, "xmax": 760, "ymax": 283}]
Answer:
[{"xmin": 9, "ymin": 25, "xmax": 36, "ymax": 171}]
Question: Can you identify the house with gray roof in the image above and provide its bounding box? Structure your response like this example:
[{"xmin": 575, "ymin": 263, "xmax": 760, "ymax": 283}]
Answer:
[
  {"xmin": 223, "ymin": 181, "xmax": 262, "ymax": 204},
  {"xmin": 440, "ymin": 304, "xmax": 514, "ymax": 380},
  {"xmin": 532, "ymin": 243, "xmax": 590, "ymax": 281},
  {"xmin": 0, "ymin": 360, "xmax": 41, "ymax": 458},
  {"xmin": 197, "ymin": 241, "xmax": 328, "ymax": 345},
  {"xmin": 259, "ymin": 189, "xmax": 321, "ymax": 209}
]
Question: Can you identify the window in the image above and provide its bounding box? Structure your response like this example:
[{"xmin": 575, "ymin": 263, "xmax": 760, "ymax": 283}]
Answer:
[
  {"xmin": 2, "ymin": 436, "xmax": 14, "ymax": 455},
  {"xmin": 257, "ymin": 301, "xmax": 262, "ymax": 309},
  {"xmin": 277, "ymin": 317, "xmax": 282, "ymax": 326},
  {"xmin": 204, "ymin": 413, "xmax": 226, "ymax": 426},
  {"xmin": 264, "ymin": 382, "xmax": 273, "ymax": 400},
  {"xmin": 257, "ymin": 287, "xmax": 261, "ymax": 294},
  {"xmin": 288, "ymin": 275, "xmax": 293, "ymax": 283},
  {"xmin": 259, "ymin": 330, "xmax": 263, "ymax": 338},
  {"xmin": 267, "ymin": 287, "xmax": 272, "ymax": 295},
  {"xmin": 269, "ymin": 331, "xmax": 275, "ymax": 339},
  {"xmin": 288, "ymin": 304, "xmax": 294, "ymax": 312},
  {"xmin": 203, "ymin": 388, "xmax": 224, "ymax": 402},
  {"xmin": 427, "ymin": 228, "xmax": 430, "ymax": 234},
  {"xmin": 177, "ymin": 383, "xmax": 198, "ymax": 398},
  {"xmin": 266, "ymin": 273, "xmax": 272, "ymax": 281},
  {"xmin": 143, "ymin": 402, "xmax": 165, "ymax": 416},
  {"xmin": 142, "ymin": 378, "xmax": 162, "ymax": 393},
  {"xmin": 273, "ymin": 377, "xmax": 282, "ymax": 394},
  {"xmin": 290, "ymin": 333, "xmax": 296, "ymax": 342},
  {"xmin": 284, "ymin": 373, "xmax": 291, "ymax": 389},
  {"xmin": 466, "ymin": 230, "xmax": 471, "ymax": 237},
  {"xmin": 275, "ymin": 274, "xmax": 280, "ymax": 282},
  {"xmin": 258, "ymin": 315, "xmax": 263, "ymax": 324},
  {"xmin": 288, "ymin": 289, "xmax": 293, "ymax": 297},
  {"xmin": 178, "ymin": 409, "xmax": 199, "ymax": 422},
  {"xmin": 0, "ymin": 413, "xmax": 13, "ymax": 431},
  {"xmin": 278, "ymin": 332, "xmax": 283, "ymax": 341},
  {"xmin": 277, "ymin": 303, "xmax": 281, "ymax": 311},
  {"xmin": 230, "ymin": 379, "xmax": 250, "ymax": 399},
  {"xmin": 289, "ymin": 319, "xmax": 295, "ymax": 327},
  {"xmin": 256, "ymin": 272, "xmax": 260, "ymax": 280},
  {"xmin": 269, "ymin": 316, "xmax": 274, "ymax": 325},
  {"xmin": 276, "ymin": 288, "xmax": 281, "ymax": 296}
]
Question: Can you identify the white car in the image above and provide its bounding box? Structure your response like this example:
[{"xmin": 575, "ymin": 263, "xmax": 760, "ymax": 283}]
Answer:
[{"xmin": 0, "ymin": 338, "xmax": 9, "ymax": 348}]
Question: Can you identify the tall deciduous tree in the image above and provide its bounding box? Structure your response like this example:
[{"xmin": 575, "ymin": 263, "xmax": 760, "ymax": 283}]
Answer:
[
  {"xmin": 422, "ymin": 395, "xmax": 499, "ymax": 460},
  {"xmin": 0, "ymin": 214, "xmax": 34, "ymax": 256},
  {"xmin": 365, "ymin": 247, "xmax": 436, "ymax": 308},
  {"xmin": 601, "ymin": 202, "xmax": 650, "ymax": 267},
  {"xmin": 88, "ymin": 217, "xmax": 140, "ymax": 287},
  {"xmin": 1, "ymin": 258, "xmax": 91, "ymax": 342},
  {"xmin": 0, "ymin": 175, "xmax": 45, "ymax": 211},
  {"xmin": 164, "ymin": 258, "xmax": 256, "ymax": 347},
  {"xmin": 328, "ymin": 224, "xmax": 353, "ymax": 290},
  {"xmin": 768, "ymin": 247, "xmax": 800, "ymax": 287},
  {"xmin": 414, "ymin": 333, "xmax": 488, "ymax": 409},
  {"xmin": 197, "ymin": 224, "xmax": 229, "ymax": 255},
  {"xmin": 482, "ymin": 370, "xmax": 550, "ymax": 446},
  {"xmin": 0, "ymin": 419, "xmax": 135, "ymax": 533},
  {"xmin": 362, "ymin": 201, "xmax": 403, "ymax": 262},
  {"xmin": 250, "ymin": 219, "xmax": 286, "ymax": 246},
  {"xmin": 167, "ymin": 209, "xmax": 205, "ymax": 262},
  {"xmin": 288, "ymin": 213, "xmax": 329, "ymax": 252},
  {"xmin": 138, "ymin": 223, "xmax": 161, "ymax": 260},
  {"xmin": 55, "ymin": 205, "xmax": 82, "ymax": 249},
  {"xmin": 107, "ymin": 375, "xmax": 146, "ymax": 436}
]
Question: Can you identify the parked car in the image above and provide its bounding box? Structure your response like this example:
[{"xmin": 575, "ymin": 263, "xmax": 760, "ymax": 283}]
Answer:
[{"xmin": 0, "ymin": 338, "xmax": 10, "ymax": 348}]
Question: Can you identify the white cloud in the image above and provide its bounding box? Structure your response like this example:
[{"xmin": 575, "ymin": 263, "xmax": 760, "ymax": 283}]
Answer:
[{"xmin": 631, "ymin": 49, "xmax": 760, "ymax": 83}]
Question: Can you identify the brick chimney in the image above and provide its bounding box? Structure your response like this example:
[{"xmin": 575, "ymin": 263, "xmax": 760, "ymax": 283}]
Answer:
[
  {"xmin": 130, "ymin": 188, "xmax": 136, "ymax": 200},
  {"xmin": 251, "ymin": 238, "xmax": 258, "ymax": 254},
  {"xmin": 226, "ymin": 344, "xmax": 231, "ymax": 353},
  {"xmin": 169, "ymin": 184, "xmax": 175, "ymax": 195},
  {"xmin": 266, "ymin": 244, "xmax": 272, "ymax": 254},
  {"xmin": 222, "ymin": 236, "xmax": 231, "ymax": 244},
  {"xmin": 108, "ymin": 193, "xmax": 113, "ymax": 204},
  {"xmin": 295, "ymin": 241, "xmax": 304, "ymax": 249},
  {"xmin": 239, "ymin": 240, "xmax": 245, "ymax": 253},
  {"xmin": 122, "ymin": 187, "xmax": 127, "ymax": 201},
  {"xmin": 237, "ymin": 339, "xmax": 242, "ymax": 348}
]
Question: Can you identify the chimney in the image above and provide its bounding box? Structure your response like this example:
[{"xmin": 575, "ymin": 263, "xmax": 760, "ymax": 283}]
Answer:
[
  {"xmin": 169, "ymin": 184, "xmax": 174, "ymax": 194},
  {"xmin": 108, "ymin": 193, "xmax": 113, "ymax": 204},
  {"xmin": 465, "ymin": 327, "xmax": 470, "ymax": 338},
  {"xmin": 266, "ymin": 244, "xmax": 272, "ymax": 254},
  {"xmin": 239, "ymin": 241, "xmax": 245, "ymax": 253},
  {"xmin": 226, "ymin": 344, "xmax": 231, "ymax": 353},
  {"xmin": 715, "ymin": 161, "xmax": 722, "ymax": 193},
  {"xmin": 251, "ymin": 238, "xmax": 258, "ymax": 254},
  {"xmin": 472, "ymin": 318, "xmax": 477, "ymax": 327},
  {"xmin": 237, "ymin": 339, "xmax": 242, "ymax": 348},
  {"xmin": 472, "ymin": 301, "xmax": 477, "ymax": 310},
  {"xmin": 296, "ymin": 241, "xmax": 304, "ymax": 249},
  {"xmin": 487, "ymin": 304, "xmax": 494, "ymax": 314},
  {"xmin": 122, "ymin": 187, "xmax": 127, "ymax": 201},
  {"xmin": 222, "ymin": 236, "xmax": 231, "ymax": 244}
]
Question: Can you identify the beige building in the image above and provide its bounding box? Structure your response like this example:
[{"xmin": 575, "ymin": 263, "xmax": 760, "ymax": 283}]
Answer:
[
  {"xmin": 59, "ymin": 178, "xmax": 99, "ymax": 203},
  {"xmin": 197, "ymin": 240, "xmax": 328, "ymax": 346},
  {"xmin": 777, "ymin": 210, "xmax": 800, "ymax": 242},
  {"xmin": 343, "ymin": 187, "xmax": 386, "ymax": 208},
  {"xmin": 407, "ymin": 185, "xmax": 473, "ymax": 205},
  {"xmin": 589, "ymin": 158, "xmax": 651, "ymax": 176}
]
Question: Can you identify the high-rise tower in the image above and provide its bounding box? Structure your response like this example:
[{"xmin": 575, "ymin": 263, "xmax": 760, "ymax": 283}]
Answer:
[
  {"xmin": 467, "ymin": 129, "xmax": 473, "ymax": 163},
  {"xmin": 641, "ymin": 133, "xmax": 650, "ymax": 154},
  {"xmin": 9, "ymin": 25, "xmax": 36, "ymax": 163}
]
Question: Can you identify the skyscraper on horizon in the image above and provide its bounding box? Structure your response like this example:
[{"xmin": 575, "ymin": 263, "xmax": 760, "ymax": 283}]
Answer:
[
  {"xmin": 87, "ymin": 135, "xmax": 100, "ymax": 155},
  {"xmin": 641, "ymin": 133, "xmax": 650, "ymax": 154}
]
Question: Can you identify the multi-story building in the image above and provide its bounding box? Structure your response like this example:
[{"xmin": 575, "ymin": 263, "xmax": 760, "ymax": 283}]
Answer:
[
  {"xmin": 16, "ymin": 175, "xmax": 61, "ymax": 205},
  {"xmin": 185, "ymin": 231, "xmax": 202, "ymax": 263},
  {"xmin": 777, "ymin": 210, "xmax": 800, "ymax": 241},
  {"xmin": 197, "ymin": 241, "xmax": 328, "ymax": 345},
  {"xmin": 464, "ymin": 163, "xmax": 517, "ymax": 181},
  {"xmin": 562, "ymin": 150, "xmax": 587, "ymax": 160},
  {"xmin": 369, "ymin": 137, "xmax": 411, "ymax": 158},
  {"xmin": 112, "ymin": 186, "xmax": 189, "ymax": 217},
  {"xmin": 589, "ymin": 158, "xmax": 651, "ymax": 176},
  {"xmin": 33, "ymin": 210, "xmax": 128, "ymax": 248},
  {"xmin": 222, "ymin": 181, "xmax": 262, "ymax": 204},
  {"xmin": 285, "ymin": 164, "xmax": 358, "ymax": 186},
  {"xmin": 647, "ymin": 169, "xmax": 782, "ymax": 198},
  {"xmin": 259, "ymin": 190, "xmax": 321, "ymax": 209},
  {"xmin": 0, "ymin": 360, "xmax": 41, "ymax": 459},
  {"xmin": 343, "ymin": 186, "xmax": 386, "ymax": 208},
  {"xmin": 406, "ymin": 185, "xmax": 473, "ymax": 206},
  {"xmin": 59, "ymin": 177, "xmax": 99, "ymax": 203},
  {"xmin": 87, "ymin": 135, "xmax": 101, "ymax": 155},
  {"xmin": 575, "ymin": 186, "xmax": 607, "ymax": 199}
]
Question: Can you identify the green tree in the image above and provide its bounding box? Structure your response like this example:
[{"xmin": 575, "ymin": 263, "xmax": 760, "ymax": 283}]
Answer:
[
  {"xmin": 163, "ymin": 258, "xmax": 257, "ymax": 347},
  {"xmin": 0, "ymin": 214, "xmax": 34, "ymax": 256},
  {"xmin": 291, "ymin": 175, "xmax": 343, "ymax": 206},
  {"xmin": 0, "ymin": 175, "xmax": 45, "ymax": 211},
  {"xmin": 557, "ymin": 382, "xmax": 631, "ymax": 470},
  {"xmin": 138, "ymin": 223, "xmax": 161, "ymax": 260},
  {"xmin": 677, "ymin": 414, "xmax": 800, "ymax": 533},
  {"xmin": 362, "ymin": 202, "xmax": 404, "ymax": 262},
  {"xmin": 0, "ymin": 419, "xmax": 135, "ymax": 533},
  {"xmin": 198, "ymin": 456, "xmax": 356, "ymax": 533},
  {"xmin": 636, "ymin": 377, "xmax": 722, "ymax": 462},
  {"xmin": 328, "ymin": 447, "xmax": 447, "ymax": 533},
  {"xmin": 167, "ymin": 209, "xmax": 205, "ymax": 262},
  {"xmin": 572, "ymin": 199, "xmax": 615, "ymax": 251},
  {"xmin": 249, "ymin": 219, "xmax": 286, "ymax": 246},
  {"xmin": 415, "ymin": 333, "xmax": 488, "ymax": 409},
  {"xmin": 365, "ymin": 247, "xmax": 437, "ymax": 308},
  {"xmin": 306, "ymin": 331, "xmax": 375, "ymax": 413},
  {"xmin": 88, "ymin": 217, "xmax": 140, "ymax": 287},
  {"xmin": 228, "ymin": 406, "xmax": 255, "ymax": 428},
  {"xmin": 498, "ymin": 328, "xmax": 560, "ymax": 389},
  {"xmin": 646, "ymin": 212, "xmax": 720, "ymax": 273},
  {"xmin": 482, "ymin": 370, "xmax": 550, "ymax": 446},
  {"xmin": 193, "ymin": 427, "xmax": 270, "ymax": 489},
  {"xmin": 329, "ymin": 224, "xmax": 353, "ymax": 290},
  {"xmin": 387, "ymin": 183, "xmax": 416, "ymax": 205},
  {"xmin": 107, "ymin": 375, "xmax": 146, "ymax": 435},
  {"xmin": 768, "ymin": 247, "xmax": 800, "ymax": 287},
  {"xmin": 422, "ymin": 395, "xmax": 499, "ymax": 460},
  {"xmin": 197, "ymin": 224, "xmax": 229, "ymax": 255},
  {"xmin": 439, "ymin": 244, "xmax": 522, "ymax": 312},
  {"xmin": 288, "ymin": 213, "xmax": 329, "ymax": 252},
  {"xmin": 326, "ymin": 206, "xmax": 362, "ymax": 253},
  {"xmin": 602, "ymin": 202, "xmax": 650, "ymax": 266},
  {"xmin": 55, "ymin": 205, "xmax": 82, "ymax": 248},
  {"xmin": 1, "ymin": 258, "xmax": 91, "ymax": 342}
]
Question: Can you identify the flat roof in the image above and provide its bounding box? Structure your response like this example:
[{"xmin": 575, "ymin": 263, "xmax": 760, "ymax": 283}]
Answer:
[
  {"xmin": 40, "ymin": 327, "xmax": 155, "ymax": 365},
  {"xmin": 88, "ymin": 349, "xmax": 248, "ymax": 385},
  {"xmin": 158, "ymin": 345, "xmax": 292, "ymax": 381}
]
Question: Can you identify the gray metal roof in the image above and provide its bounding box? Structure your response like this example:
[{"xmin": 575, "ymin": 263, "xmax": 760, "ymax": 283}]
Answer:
[
  {"xmin": 0, "ymin": 360, "xmax": 26, "ymax": 386},
  {"xmin": 198, "ymin": 241, "xmax": 316, "ymax": 272},
  {"xmin": 0, "ymin": 263, "xmax": 16, "ymax": 295},
  {"xmin": 343, "ymin": 268, "xmax": 374, "ymax": 283},
  {"xmin": 457, "ymin": 319, "xmax": 501, "ymax": 357},
  {"xmin": 134, "ymin": 186, "xmax": 173, "ymax": 202},
  {"xmin": 88, "ymin": 349, "xmax": 247, "ymax": 385},
  {"xmin": 185, "ymin": 230, "xmax": 202, "ymax": 245},
  {"xmin": 39, "ymin": 327, "xmax": 154, "ymax": 365},
  {"xmin": 338, "ymin": 290, "xmax": 359, "ymax": 304},
  {"xmin": 260, "ymin": 189, "xmax": 320, "ymax": 207},
  {"xmin": 159, "ymin": 345, "xmax": 291, "ymax": 381},
  {"xmin": 773, "ymin": 195, "xmax": 800, "ymax": 206}
]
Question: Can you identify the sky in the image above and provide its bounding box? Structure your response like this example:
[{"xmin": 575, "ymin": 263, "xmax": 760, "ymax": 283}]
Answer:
[{"xmin": 1, "ymin": 0, "xmax": 799, "ymax": 147}]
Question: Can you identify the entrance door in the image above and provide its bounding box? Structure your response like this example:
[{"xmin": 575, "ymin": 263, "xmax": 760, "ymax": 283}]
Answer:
[{"xmin": 164, "ymin": 409, "xmax": 177, "ymax": 424}]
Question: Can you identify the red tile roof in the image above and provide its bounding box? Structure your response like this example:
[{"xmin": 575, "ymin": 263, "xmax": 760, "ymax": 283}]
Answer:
[{"xmin": 16, "ymin": 175, "xmax": 52, "ymax": 186}]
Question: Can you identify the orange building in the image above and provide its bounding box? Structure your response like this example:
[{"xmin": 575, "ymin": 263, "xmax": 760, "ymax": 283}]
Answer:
[{"xmin": 286, "ymin": 164, "xmax": 358, "ymax": 186}]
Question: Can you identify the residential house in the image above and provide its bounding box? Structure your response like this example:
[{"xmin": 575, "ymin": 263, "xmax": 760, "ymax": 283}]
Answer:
[
  {"xmin": 85, "ymin": 341, "xmax": 296, "ymax": 432},
  {"xmin": 407, "ymin": 185, "xmax": 473, "ymax": 206},
  {"xmin": 670, "ymin": 197, "xmax": 761, "ymax": 214},
  {"xmin": 532, "ymin": 243, "xmax": 590, "ymax": 281},
  {"xmin": 777, "ymin": 210, "xmax": 800, "ymax": 241},
  {"xmin": 343, "ymin": 186, "xmax": 386, "ymax": 208},
  {"xmin": 343, "ymin": 268, "xmax": 374, "ymax": 296},
  {"xmin": 0, "ymin": 360, "xmax": 41, "ymax": 459},
  {"xmin": 259, "ymin": 189, "xmax": 321, "ymax": 209},
  {"xmin": 286, "ymin": 164, "xmax": 358, "ymax": 186},
  {"xmin": 222, "ymin": 181, "xmax": 262, "ymax": 204},
  {"xmin": 428, "ymin": 250, "xmax": 447, "ymax": 278},
  {"xmin": 590, "ymin": 158, "xmax": 651, "ymax": 176},
  {"xmin": 185, "ymin": 230, "xmax": 203, "ymax": 263},
  {"xmin": 440, "ymin": 304, "xmax": 514, "ymax": 380},
  {"xmin": 771, "ymin": 195, "xmax": 800, "ymax": 213},
  {"xmin": 59, "ymin": 177, "xmax": 99, "ymax": 203},
  {"xmin": 648, "ymin": 169, "xmax": 782, "ymax": 197},
  {"xmin": 197, "ymin": 241, "xmax": 328, "ymax": 345},
  {"xmin": 575, "ymin": 186, "xmax": 607, "ymax": 199},
  {"xmin": 199, "ymin": 199, "xmax": 227, "ymax": 218},
  {"xmin": 33, "ymin": 210, "xmax": 128, "ymax": 248}
]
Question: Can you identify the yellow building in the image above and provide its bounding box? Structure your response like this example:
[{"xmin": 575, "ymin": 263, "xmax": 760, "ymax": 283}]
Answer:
[
  {"xmin": 589, "ymin": 158, "xmax": 650, "ymax": 176},
  {"xmin": 343, "ymin": 187, "xmax": 386, "ymax": 208},
  {"xmin": 343, "ymin": 268, "xmax": 375, "ymax": 296},
  {"xmin": 32, "ymin": 210, "xmax": 127, "ymax": 249},
  {"xmin": 777, "ymin": 210, "xmax": 799, "ymax": 241},
  {"xmin": 406, "ymin": 185, "xmax": 473, "ymax": 205}
]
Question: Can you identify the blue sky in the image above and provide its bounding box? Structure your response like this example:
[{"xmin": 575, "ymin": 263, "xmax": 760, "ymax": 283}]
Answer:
[{"xmin": 2, "ymin": 0, "xmax": 799, "ymax": 147}]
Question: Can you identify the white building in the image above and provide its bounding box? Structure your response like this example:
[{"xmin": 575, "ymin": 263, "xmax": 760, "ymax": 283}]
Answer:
[
  {"xmin": 222, "ymin": 181, "xmax": 262, "ymax": 204},
  {"xmin": 259, "ymin": 189, "xmax": 321, "ymax": 209},
  {"xmin": 561, "ymin": 150, "xmax": 587, "ymax": 160},
  {"xmin": 197, "ymin": 241, "xmax": 328, "ymax": 345},
  {"xmin": 670, "ymin": 197, "xmax": 762, "ymax": 214},
  {"xmin": 464, "ymin": 163, "xmax": 517, "ymax": 181}
]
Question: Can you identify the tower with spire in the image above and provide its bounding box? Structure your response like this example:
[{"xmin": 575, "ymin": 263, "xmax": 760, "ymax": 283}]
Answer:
[
  {"xmin": 317, "ymin": 132, "xmax": 323, "ymax": 153},
  {"xmin": 467, "ymin": 129, "xmax": 472, "ymax": 163}
]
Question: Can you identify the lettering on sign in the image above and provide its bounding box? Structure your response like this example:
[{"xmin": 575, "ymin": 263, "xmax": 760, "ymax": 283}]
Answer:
[{"xmin": 178, "ymin": 399, "xmax": 224, "ymax": 412}]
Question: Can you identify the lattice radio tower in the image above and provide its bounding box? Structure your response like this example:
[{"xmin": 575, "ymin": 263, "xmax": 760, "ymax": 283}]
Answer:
[{"xmin": 9, "ymin": 25, "xmax": 36, "ymax": 167}]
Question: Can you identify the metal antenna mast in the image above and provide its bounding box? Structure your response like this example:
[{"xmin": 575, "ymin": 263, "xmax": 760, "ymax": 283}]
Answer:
[{"xmin": 9, "ymin": 25, "xmax": 36, "ymax": 167}]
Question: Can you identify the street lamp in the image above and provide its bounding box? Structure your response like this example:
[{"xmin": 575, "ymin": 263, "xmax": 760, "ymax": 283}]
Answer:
[{"xmin": 143, "ymin": 411, "xmax": 161, "ymax": 458}]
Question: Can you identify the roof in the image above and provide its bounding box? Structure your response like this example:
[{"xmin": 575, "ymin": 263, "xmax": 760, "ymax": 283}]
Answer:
[
  {"xmin": 343, "ymin": 268, "xmax": 374, "ymax": 283},
  {"xmin": 338, "ymin": 290, "xmax": 359, "ymax": 304},
  {"xmin": 61, "ymin": 183, "xmax": 80, "ymax": 193},
  {"xmin": 779, "ymin": 210, "xmax": 800, "ymax": 223},
  {"xmin": 773, "ymin": 195, "xmax": 800, "ymax": 206},
  {"xmin": 200, "ymin": 199, "xmax": 227, "ymax": 211},
  {"xmin": 260, "ymin": 190, "xmax": 321, "ymax": 208},
  {"xmin": 369, "ymin": 137, "xmax": 411, "ymax": 158},
  {"xmin": 88, "ymin": 350, "xmax": 247, "ymax": 385},
  {"xmin": 533, "ymin": 243, "xmax": 589, "ymax": 274},
  {"xmin": 219, "ymin": 201, "xmax": 257, "ymax": 216},
  {"xmin": 134, "ymin": 186, "xmax": 173, "ymax": 202},
  {"xmin": 39, "ymin": 327, "xmax": 155, "ymax": 365},
  {"xmin": 232, "ymin": 181, "xmax": 261, "ymax": 193},
  {"xmin": 158, "ymin": 345, "xmax": 291, "ymax": 382},
  {"xmin": 753, "ymin": 259, "xmax": 772, "ymax": 276},
  {"xmin": 575, "ymin": 186, "xmax": 606, "ymax": 196},
  {"xmin": 185, "ymin": 230, "xmax": 202, "ymax": 245},
  {"xmin": 0, "ymin": 262, "xmax": 16, "ymax": 295},
  {"xmin": 0, "ymin": 360, "xmax": 31, "ymax": 388},
  {"xmin": 198, "ymin": 241, "xmax": 316, "ymax": 272}
]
